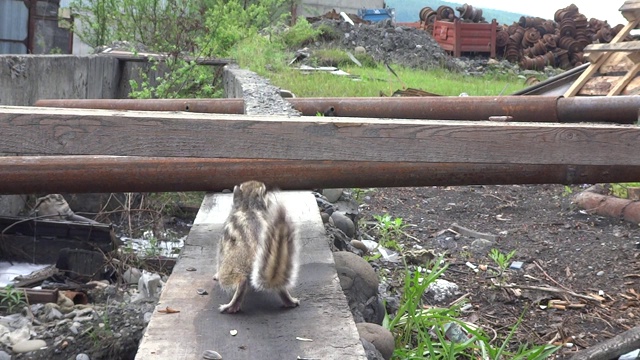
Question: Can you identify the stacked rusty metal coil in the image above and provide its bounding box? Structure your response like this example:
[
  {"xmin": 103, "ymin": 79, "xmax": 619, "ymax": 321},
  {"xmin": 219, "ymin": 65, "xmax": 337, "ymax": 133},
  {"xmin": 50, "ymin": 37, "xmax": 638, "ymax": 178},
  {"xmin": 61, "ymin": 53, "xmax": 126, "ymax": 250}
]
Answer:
[{"xmin": 493, "ymin": 3, "xmax": 628, "ymax": 70}]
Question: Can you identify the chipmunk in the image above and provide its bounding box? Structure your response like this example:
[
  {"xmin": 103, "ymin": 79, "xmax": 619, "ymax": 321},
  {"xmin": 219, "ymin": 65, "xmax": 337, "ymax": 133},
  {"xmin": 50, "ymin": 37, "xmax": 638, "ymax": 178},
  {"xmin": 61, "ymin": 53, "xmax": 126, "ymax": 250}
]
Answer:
[{"xmin": 213, "ymin": 180, "xmax": 300, "ymax": 313}]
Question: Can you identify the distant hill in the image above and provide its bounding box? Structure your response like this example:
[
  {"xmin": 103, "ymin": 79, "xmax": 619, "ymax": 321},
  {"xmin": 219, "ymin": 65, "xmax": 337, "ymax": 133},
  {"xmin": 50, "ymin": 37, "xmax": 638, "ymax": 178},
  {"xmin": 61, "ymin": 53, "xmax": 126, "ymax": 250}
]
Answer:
[{"xmin": 385, "ymin": 0, "xmax": 529, "ymax": 26}]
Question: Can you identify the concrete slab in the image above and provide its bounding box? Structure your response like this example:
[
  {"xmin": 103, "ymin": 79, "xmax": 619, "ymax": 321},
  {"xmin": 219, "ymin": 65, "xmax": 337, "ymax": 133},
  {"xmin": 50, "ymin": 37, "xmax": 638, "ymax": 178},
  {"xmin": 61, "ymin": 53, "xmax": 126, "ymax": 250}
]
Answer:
[{"xmin": 136, "ymin": 191, "xmax": 366, "ymax": 360}]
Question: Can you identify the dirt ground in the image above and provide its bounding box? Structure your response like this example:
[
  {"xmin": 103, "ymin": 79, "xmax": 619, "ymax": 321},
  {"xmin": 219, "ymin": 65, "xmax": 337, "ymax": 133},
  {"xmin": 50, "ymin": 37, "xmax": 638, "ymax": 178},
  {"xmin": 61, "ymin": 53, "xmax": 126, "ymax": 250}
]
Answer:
[{"xmin": 363, "ymin": 184, "xmax": 640, "ymax": 358}]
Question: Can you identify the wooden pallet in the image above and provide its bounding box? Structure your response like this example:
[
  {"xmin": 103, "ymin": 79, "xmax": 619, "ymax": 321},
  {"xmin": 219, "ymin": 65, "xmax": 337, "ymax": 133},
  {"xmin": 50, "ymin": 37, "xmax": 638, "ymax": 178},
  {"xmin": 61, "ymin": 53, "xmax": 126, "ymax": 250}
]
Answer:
[{"xmin": 564, "ymin": 0, "xmax": 640, "ymax": 97}]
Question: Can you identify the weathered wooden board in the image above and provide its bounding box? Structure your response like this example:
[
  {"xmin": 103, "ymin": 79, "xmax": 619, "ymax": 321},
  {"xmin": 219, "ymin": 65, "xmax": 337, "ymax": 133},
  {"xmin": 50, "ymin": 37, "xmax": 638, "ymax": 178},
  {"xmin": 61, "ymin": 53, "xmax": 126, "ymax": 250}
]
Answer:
[
  {"xmin": 135, "ymin": 191, "xmax": 366, "ymax": 360},
  {"xmin": 579, "ymin": 76, "xmax": 640, "ymax": 95},
  {"xmin": 3, "ymin": 107, "xmax": 640, "ymax": 167},
  {"xmin": 585, "ymin": 41, "xmax": 640, "ymax": 52}
]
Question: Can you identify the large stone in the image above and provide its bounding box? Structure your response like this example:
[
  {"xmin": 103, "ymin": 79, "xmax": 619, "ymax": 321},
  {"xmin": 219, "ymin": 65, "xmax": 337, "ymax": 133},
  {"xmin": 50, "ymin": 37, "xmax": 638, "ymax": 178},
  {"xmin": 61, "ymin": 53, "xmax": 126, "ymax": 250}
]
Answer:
[
  {"xmin": 356, "ymin": 322, "xmax": 395, "ymax": 360},
  {"xmin": 330, "ymin": 211, "xmax": 355, "ymax": 238},
  {"xmin": 361, "ymin": 338, "xmax": 385, "ymax": 360},
  {"xmin": 425, "ymin": 279, "xmax": 460, "ymax": 304},
  {"xmin": 334, "ymin": 251, "xmax": 384, "ymax": 324},
  {"xmin": 322, "ymin": 188, "xmax": 344, "ymax": 203}
]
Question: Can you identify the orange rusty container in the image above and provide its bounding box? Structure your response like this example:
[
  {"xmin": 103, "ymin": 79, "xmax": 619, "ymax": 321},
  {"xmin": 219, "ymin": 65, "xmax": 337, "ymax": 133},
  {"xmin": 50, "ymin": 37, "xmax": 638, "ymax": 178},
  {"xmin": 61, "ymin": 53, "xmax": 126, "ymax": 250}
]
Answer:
[{"xmin": 433, "ymin": 19, "xmax": 497, "ymax": 57}]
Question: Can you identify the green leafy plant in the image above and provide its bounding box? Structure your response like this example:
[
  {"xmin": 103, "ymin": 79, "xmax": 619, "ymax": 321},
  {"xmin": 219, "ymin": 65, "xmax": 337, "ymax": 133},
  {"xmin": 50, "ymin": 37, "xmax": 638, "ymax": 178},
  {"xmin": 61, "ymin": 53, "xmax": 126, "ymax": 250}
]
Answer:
[
  {"xmin": 488, "ymin": 248, "xmax": 517, "ymax": 271},
  {"xmin": 610, "ymin": 182, "xmax": 640, "ymax": 199},
  {"xmin": 351, "ymin": 188, "xmax": 375, "ymax": 203},
  {"xmin": 0, "ymin": 285, "xmax": 26, "ymax": 313},
  {"xmin": 373, "ymin": 214, "xmax": 409, "ymax": 251},
  {"xmin": 387, "ymin": 258, "xmax": 560, "ymax": 359}
]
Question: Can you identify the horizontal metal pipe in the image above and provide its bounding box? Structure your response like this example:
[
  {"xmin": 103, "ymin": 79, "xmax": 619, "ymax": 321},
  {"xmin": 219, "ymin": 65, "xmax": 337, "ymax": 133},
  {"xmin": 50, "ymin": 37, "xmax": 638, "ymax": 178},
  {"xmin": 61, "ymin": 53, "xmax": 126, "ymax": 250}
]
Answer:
[
  {"xmin": 288, "ymin": 96, "xmax": 561, "ymax": 122},
  {"xmin": 34, "ymin": 98, "xmax": 245, "ymax": 114},
  {"xmin": 1, "ymin": 156, "xmax": 639, "ymax": 194},
  {"xmin": 34, "ymin": 96, "xmax": 640, "ymax": 123}
]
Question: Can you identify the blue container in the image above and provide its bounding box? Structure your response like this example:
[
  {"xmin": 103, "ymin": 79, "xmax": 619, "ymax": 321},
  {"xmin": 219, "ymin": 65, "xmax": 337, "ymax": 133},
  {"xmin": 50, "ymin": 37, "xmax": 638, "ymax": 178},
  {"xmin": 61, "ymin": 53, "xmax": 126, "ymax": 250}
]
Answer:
[{"xmin": 357, "ymin": 8, "xmax": 395, "ymax": 22}]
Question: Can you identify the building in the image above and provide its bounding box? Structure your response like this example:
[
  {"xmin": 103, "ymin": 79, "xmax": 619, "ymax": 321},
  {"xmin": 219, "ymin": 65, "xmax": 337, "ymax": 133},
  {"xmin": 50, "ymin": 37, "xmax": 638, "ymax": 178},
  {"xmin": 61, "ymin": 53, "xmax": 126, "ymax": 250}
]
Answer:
[{"xmin": 297, "ymin": 0, "xmax": 384, "ymax": 17}]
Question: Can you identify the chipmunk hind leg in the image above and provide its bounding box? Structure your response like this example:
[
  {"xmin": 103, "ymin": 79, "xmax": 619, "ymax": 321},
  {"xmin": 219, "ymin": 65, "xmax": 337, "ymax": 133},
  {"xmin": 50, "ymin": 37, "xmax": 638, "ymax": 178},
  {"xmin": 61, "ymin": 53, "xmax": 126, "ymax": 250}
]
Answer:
[
  {"xmin": 219, "ymin": 278, "xmax": 249, "ymax": 313},
  {"xmin": 278, "ymin": 289, "xmax": 300, "ymax": 308}
]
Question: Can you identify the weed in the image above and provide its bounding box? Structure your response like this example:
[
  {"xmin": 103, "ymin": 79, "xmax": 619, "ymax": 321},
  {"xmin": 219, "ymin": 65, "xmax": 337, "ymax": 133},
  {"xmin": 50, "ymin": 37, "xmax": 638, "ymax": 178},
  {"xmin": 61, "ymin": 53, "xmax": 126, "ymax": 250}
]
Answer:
[
  {"xmin": 562, "ymin": 185, "xmax": 573, "ymax": 197},
  {"xmin": 280, "ymin": 18, "xmax": 320, "ymax": 48},
  {"xmin": 387, "ymin": 258, "xmax": 560, "ymax": 359},
  {"xmin": 610, "ymin": 182, "xmax": 640, "ymax": 199},
  {"xmin": 373, "ymin": 214, "xmax": 408, "ymax": 251},
  {"xmin": 351, "ymin": 188, "xmax": 375, "ymax": 203},
  {"xmin": 0, "ymin": 285, "xmax": 26, "ymax": 313},
  {"xmin": 488, "ymin": 248, "xmax": 516, "ymax": 271}
]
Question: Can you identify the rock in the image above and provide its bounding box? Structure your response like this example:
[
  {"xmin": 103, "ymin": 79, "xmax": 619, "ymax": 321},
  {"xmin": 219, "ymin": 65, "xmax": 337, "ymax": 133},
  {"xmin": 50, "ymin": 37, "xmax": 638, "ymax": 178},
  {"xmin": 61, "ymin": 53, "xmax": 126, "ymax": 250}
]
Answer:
[
  {"xmin": 12, "ymin": 339, "xmax": 47, "ymax": 353},
  {"xmin": 354, "ymin": 46, "xmax": 366, "ymax": 54},
  {"xmin": 45, "ymin": 306, "xmax": 63, "ymax": 321},
  {"xmin": 138, "ymin": 271, "xmax": 163, "ymax": 298},
  {"xmin": 320, "ymin": 212, "xmax": 330, "ymax": 224},
  {"xmin": 123, "ymin": 267, "xmax": 142, "ymax": 284},
  {"xmin": 334, "ymin": 252, "xmax": 384, "ymax": 324},
  {"xmin": 202, "ymin": 349, "xmax": 223, "ymax": 359},
  {"xmin": 0, "ymin": 350, "xmax": 10, "ymax": 360},
  {"xmin": 470, "ymin": 238, "xmax": 494, "ymax": 256},
  {"xmin": 322, "ymin": 188, "xmax": 344, "ymax": 203},
  {"xmin": 404, "ymin": 249, "xmax": 435, "ymax": 265},
  {"xmin": 56, "ymin": 292, "xmax": 74, "ymax": 312},
  {"xmin": 596, "ymin": 270, "xmax": 605, "ymax": 276},
  {"xmin": 351, "ymin": 239, "xmax": 369, "ymax": 254},
  {"xmin": 361, "ymin": 338, "xmax": 385, "ymax": 360},
  {"xmin": 356, "ymin": 322, "xmax": 395, "ymax": 360},
  {"xmin": 425, "ymin": 279, "xmax": 460, "ymax": 304},
  {"xmin": 76, "ymin": 353, "xmax": 90, "ymax": 360},
  {"xmin": 330, "ymin": 212, "xmax": 355, "ymax": 238},
  {"xmin": 144, "ymin": 312, "xmax": 153, "ymax": 323}
]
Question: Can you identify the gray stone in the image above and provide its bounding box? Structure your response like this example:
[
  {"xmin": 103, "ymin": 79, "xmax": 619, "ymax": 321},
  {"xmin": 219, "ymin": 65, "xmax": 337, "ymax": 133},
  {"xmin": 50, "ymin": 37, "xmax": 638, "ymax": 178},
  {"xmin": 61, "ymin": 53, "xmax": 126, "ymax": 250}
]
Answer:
[
  {"xmin": 330, "ymin": 212, "xmax": 355, "ymax": 238},
  {"xmin": 76, "ymin": 354, "xmax": 90, "ymax": 360},
  {"xmin": 361, "ymin": 338, "xmax": 385, "ymax": 360},
  {"xmin": 0, "ymin": 350, "xmax": 10, "ymax": 360},
  {"xmin": 322, "ymin": 188, "xmax": 344, "ymax": 203},
  {"xmin": 354, "ymin": 46, "xmax": 366, "ymax": 54},
  {"xmin": 45, "ymin": 307, "xmax": 63, "ymax": 321},
  {"xmin": 320, "ymin": 212, "xmax": 330, "ymax": 224},
  {"xmin": 334, "ymin": 252, "xmax": 384, "ymax": 324},
  {"xmin": 356, "ymin": 323, "xmax": 395, "ymax": 360},
  {"xmin": 470, "ymin": 238, "xmax": 494, "ymax": 256},
  {"xmin": 12, "ymin": 339, "xmax": 47, "ymax": 353},
  {"xmin": 123, "ymin": 267, "xmax": 142, "ymax": 284},
  {"xmin": 426, "ymin": 279, "xmax": 460, "ymax": 303},
  {"xmin": 351, "ymin": 239, "xmax": 369, "ymax": 254}
]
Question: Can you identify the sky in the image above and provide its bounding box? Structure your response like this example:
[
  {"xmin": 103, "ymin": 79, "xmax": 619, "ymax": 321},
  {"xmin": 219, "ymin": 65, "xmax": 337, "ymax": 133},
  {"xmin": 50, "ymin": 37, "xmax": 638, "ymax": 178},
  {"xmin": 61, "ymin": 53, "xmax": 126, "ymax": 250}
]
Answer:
[{"xmin": 468, "ymin": 1, "xmax": 627, "ymax": 26}]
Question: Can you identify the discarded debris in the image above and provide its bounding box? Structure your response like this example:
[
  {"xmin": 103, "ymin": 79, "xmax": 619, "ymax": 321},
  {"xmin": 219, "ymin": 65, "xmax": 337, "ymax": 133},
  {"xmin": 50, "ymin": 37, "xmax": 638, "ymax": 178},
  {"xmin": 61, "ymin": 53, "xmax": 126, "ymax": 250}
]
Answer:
[
  {"xmin": 157, "ymin": 306, "xmax": 180, "ymax": 314},
  {"xmin": 296, "ymin": 336, "xmax": 313, "ymax": 342},
  {"xmin": 229, "ymin": 329, "xmax": 238, "ymax": 336},
  {"xmin": 450, "ymin": 223, "xmax": 497, "ymax": 242}
]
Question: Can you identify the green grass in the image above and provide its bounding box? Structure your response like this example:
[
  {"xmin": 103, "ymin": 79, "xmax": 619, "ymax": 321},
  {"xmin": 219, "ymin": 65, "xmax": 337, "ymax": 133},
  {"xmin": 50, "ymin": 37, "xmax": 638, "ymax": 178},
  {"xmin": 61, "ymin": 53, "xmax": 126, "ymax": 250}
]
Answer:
[
  {"xmin": 231, "ymin": 34, "xmax": 529, "ymax": 98},
  {"xmin": 387, "ymin": 258, "xmax": 561, "ymax": 359}
]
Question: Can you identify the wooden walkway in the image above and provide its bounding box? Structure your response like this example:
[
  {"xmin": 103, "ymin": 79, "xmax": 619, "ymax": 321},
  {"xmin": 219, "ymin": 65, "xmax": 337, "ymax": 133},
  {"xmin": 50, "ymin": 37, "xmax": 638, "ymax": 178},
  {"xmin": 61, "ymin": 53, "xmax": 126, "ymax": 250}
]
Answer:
[{"xmin": 136, "ymin": 191, "xmax": 366, "ymax": 360}]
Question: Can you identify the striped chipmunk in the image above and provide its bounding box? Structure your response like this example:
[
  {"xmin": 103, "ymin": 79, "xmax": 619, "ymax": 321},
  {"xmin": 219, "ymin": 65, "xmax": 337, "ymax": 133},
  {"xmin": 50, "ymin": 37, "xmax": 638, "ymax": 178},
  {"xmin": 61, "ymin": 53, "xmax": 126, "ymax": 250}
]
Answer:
[{"xmin": 213, "ymin": 180, "xmax": 300, "ymax": 313}]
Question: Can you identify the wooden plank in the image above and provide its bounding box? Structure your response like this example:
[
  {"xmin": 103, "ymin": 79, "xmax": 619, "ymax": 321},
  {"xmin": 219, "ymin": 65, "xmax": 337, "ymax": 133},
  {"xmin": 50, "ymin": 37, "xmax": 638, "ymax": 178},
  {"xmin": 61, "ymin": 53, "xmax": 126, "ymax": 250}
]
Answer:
[
  {"xmin": 3, "ymin": 106, "xmax": 640, "ymax": 167},
  {"xmin": 564, "ymin": 18, "xmax": 640, "ymax": 97},
  {"xmin": 621, "ymin": 0, "xmax": 640, "ymax": 21},
  {"xmin": 136, "ymin": 192, "xmax": 366, "ymax": 360},
  {"xmin": 579, "ymin": 75, "xmax": 640, "ymax": 96},
  {"xmin": 608, "ymin": 62, "xmax": 640, "ymax": 95},
  {"xmin": 600, "ymin": 51, "xmax": 636, "ymax": 73},
  {"xmin": 584, "ymin": 41, "xmax": 640, "ymax": 52}
]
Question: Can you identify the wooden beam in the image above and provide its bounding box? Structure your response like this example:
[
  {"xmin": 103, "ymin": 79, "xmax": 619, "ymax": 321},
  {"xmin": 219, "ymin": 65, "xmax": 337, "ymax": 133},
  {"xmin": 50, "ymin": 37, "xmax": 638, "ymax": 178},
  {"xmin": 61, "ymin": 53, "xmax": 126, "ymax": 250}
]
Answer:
[
  {"xmin": 608, "ymin": 62, "xmax": 640, "ymax": 95},
  {"xmin": 584, "ymin": 41, "xmax": 640, "ymax": 52},
  {"xmin": 1, "ymin": 106, "xmax": 640, "ymax": 167},
  {"xmin": 564, "ymin": 18, "xmax": 640, "ymax": 97},
  {"xmin": 136, "ymin": 192, "xmax": 367, "ymax": 360}
]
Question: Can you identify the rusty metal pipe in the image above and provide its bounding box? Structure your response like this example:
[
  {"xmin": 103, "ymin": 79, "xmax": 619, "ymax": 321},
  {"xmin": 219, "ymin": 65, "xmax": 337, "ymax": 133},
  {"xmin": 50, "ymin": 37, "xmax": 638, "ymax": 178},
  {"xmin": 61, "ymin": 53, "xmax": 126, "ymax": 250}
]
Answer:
[
  {"xmin": 35, "ymin": 96, "xmax": 640, "ymax": 123},
  {"xmin": 1, "ymin": 156, "xmax": 639, "ymax": 194},
  {"xmin": 34, "ymin": 98, "xmax": 245, "ymax": 114}
]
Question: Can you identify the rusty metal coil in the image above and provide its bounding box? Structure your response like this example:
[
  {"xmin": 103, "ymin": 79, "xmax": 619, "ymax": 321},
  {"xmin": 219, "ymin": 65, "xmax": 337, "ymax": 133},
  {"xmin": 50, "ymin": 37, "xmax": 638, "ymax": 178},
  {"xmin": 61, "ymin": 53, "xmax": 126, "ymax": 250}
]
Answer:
[
  {"xmin": 426, "ymin": 13, "xmax": 437, "ymax": 25},
  {"xmin": 570, "ymin": 52, "xmax": 584, "ymax": 64},
  {"xmin": 505, "ymin": 45, "xmax": 521, "ymax": 62},
  {"xmin": 596, "ymin": 27, "xmax": 613, "ymax": 43},
  {"xmin": 558, "ymin": 36, "xmax": 582, "ymax": 53},
  {"xmin": 554, "ymin": 49, "xmax": 571, "ymax": 69},
  {"xmin": 530, "ymin": 40, "xmax": 548, "ymax": 56},
  {"xmin": 574, "ymin": 14, "xmax": 588, "ymax": 28},
  {"xmin": 426, "ymin": 24, "xmax": 434, "ymax": 33},
  {"xmin": 560, "ymin": 18, "xmax": 576, "ymax": 37},
  {"xmin": 589, "ymin": 18, "xmax": 606, "ymax": 30},
  {"xmin": 496, "ymin": 29, "xmax": 509, "ymax": 48},
  {"xmin": 575, "ymin": 33, "xmax": 591, "ymax": 49},
  {"xmin": 520, "ymin": 55, "xmax": 548, "ymax": 70},
  {"xmin": 523, "ymin": 28, "xmax": 541, "ymax": 46},
  {"xmin": 509, "ymin": 27, "xmax": 525, "ymax": 44},
  {"xmin": 457, "ymin": 3, "xmax": 484, "ymax": 22},
  {"xmin": 436, "ymin": 5, "xmax": 455, "ymax": 21},
  {"xmin": 519, "ymin": 16, "xmax": 544, "ymax": 29},
  {"xmin": 507, "ymin": 23, "xmax": 521, "ymax": 35},
  {"xmin": 419, "ymin": 7, "xmax": 436, "ymax": 22},
  {"xmin": 542, "ymin": 33, "xmax": 558, "ymax": 48},
  {"xmin": 542, "ymin": 20, "xmax": 556, "ymax": 35},
  {"xmin": 554, "ymin": 3, "xmax": 579, "ymax": 22}
]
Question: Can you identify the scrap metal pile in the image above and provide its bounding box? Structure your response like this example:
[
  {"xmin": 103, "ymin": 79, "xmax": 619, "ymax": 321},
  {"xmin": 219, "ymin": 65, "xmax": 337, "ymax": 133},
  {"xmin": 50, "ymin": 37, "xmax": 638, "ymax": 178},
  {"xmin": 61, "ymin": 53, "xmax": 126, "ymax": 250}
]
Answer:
[{"xmin": 419, "ymin": 3, "xmax": 629, "ymax": 70}]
